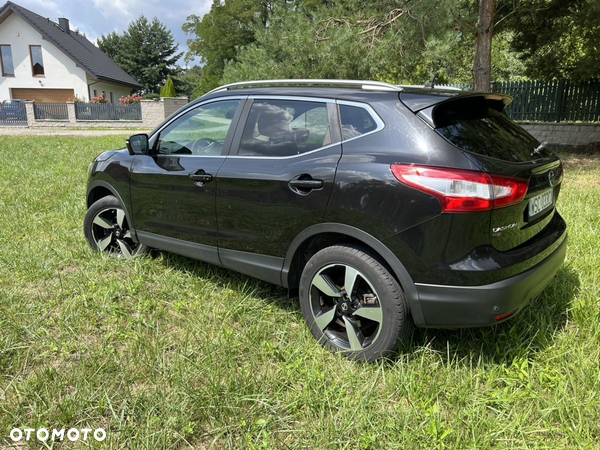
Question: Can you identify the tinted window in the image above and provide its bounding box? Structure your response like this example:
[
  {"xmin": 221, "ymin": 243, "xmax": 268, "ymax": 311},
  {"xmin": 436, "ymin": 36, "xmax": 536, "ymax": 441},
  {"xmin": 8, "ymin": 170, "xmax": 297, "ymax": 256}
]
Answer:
[
  {"xmin": 339, "ymin": 105, "xmax": 377, "ymax": 140},
  {"xmin": 238, "ymin": 100, "xmax": 331, "ymax": 157},
  {"xmin": 30, "ymin": 45, "xmax": 44, "ymax": 76},
  {"xmin": 434, "ymin": 97, "xmax": 551, "ymax": 162},
  {"xmin": 157, "ymin": 100, "xmax": 240, "ymax": 155},
  {"xmin": 0, "ymin": 45, "xmax": 14, "ymax": 76}
]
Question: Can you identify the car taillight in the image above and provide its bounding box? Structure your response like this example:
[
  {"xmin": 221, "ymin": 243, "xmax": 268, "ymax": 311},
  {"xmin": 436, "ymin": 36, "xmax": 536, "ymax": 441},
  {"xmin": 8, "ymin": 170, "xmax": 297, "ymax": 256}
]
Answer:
[{"xmin": 390, "ymin": 164, "xmax": 529, "ymax": 213}]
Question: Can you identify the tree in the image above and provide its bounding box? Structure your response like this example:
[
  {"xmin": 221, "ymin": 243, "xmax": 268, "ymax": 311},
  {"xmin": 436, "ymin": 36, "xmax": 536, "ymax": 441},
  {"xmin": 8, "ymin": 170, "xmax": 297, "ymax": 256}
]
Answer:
[
  {"xmin": 182, "ymin": 0, "xmax": 267, "ymax": 95},
  {"xmin": 222, "ymin": 1, "xmax": 515, "ymax": 87},
  {"xmin": 183, "ymin": 0, "xmax": 332, "ymax": 95},
  {"xmin": 96, "ymin": 31, "xmax": 121, "ymax": 60},
  {"xmin": 173, "ymin": 66, "xmax": 203, "ymax": 99},
  {"xmin": 503, "ymin": 0, "xmax": 600, "ymax": 80},
  {"xmin": 192, "ymin": 0, "xmax": 593, "ymax": 93},
  {"xmin": 98, "ymin": 16, "xmax": 183, "ymax": 93},
  {"xmin": 160, "ymin": 76, "xmax": 176, "ymax": 97},
  {"xmin": 473, "ymin": 0, "xmax": 496, "ymax": 91}
]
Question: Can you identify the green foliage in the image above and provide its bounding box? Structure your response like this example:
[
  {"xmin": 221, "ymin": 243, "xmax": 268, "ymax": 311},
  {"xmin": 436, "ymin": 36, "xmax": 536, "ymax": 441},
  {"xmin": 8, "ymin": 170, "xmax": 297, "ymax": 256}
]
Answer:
[
  {"xmin": 221, "ymin": 1, "xmax": 527, "ymax": 88},
  {"xmin": 183, "ymin": 0, "xmax": 332, "ymax": 96},
  {"xmin": 160, "ymin": 76, "xmax": 176, "ymax": 97},
  {"xmin": 173, "ymin": 66, "xmax": 203, "ymax": 99},
  {"xmin": 143, "ymin": 93, "xmax": 160, "ymax": 100},
  {"xmin": 98, "ymin": 16, "xmax": 183, "ymax": 94},
  {"xmin": 182, "ymin": 0, "xmax": 267, "ymax": 95},
  {"xmin": 504, "ymin": 0, "xmax": 600, "ymax": 80},
  {"xmin": 186, "ymin": 0, "xmax": 596, "ymax": 93}
]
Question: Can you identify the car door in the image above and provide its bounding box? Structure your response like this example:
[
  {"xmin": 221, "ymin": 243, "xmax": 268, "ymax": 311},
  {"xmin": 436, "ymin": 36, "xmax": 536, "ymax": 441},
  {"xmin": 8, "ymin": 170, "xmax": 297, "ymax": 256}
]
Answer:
[
  {"xmin": 215, "ymin": 97, "xmax": 342, "ymax": 283},
  {"xmin": 130, "ymin": 98, "xmax": 244, "ymax": 261}
]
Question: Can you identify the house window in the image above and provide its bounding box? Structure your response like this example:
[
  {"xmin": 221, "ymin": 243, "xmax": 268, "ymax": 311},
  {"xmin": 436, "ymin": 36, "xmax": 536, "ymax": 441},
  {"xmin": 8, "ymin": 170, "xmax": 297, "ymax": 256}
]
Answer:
[
  {"xmin": 109, "ymin": 92, "xmax": 114, "ymax": 103},
  {"xmin": 93, "ymin": 89, "xmax": 97, "ymax": 97},
  {"xmin": 0, "ymin": 45, "xmax": 14, "ymax": 76},
  {"xmin": 29, "ymin": 45, "xmax": 45, "ymax": 76}
]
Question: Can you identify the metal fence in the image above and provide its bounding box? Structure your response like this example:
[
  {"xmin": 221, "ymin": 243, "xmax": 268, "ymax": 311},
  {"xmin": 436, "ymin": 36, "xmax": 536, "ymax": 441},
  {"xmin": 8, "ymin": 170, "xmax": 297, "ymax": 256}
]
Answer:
[
  {"xmin": 0, "ymin": 101, "xmax": 27, "ymax": 126},
  {"xmin": 74, "ymin": 103, "xmax": 142, "ymax": 121},
  {"xmin": 33, "ymin": 103, "xmax": 69, "ymax": 121},
  {"xmin": 439, "ymin": 80, "xmax": 600, "ymax": 123}
]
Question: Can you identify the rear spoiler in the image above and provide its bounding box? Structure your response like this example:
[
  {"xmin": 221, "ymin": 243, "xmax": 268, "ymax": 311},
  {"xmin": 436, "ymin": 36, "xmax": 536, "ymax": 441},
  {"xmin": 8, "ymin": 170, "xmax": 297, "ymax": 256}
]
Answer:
[
  {"xmin": 400, "ymin": 91, "xmax": 513, "ymax": 128},
  {"xmin": 400, "ymin": 90, "xmax": 512, "ymax": 113}
]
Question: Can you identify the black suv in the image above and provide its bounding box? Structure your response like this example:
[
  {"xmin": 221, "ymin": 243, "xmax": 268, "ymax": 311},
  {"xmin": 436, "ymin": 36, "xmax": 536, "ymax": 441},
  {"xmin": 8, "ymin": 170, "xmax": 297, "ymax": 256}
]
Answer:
[{"xmin": 84, "ymin": 80, "xmax": 567, "ymax": 361}]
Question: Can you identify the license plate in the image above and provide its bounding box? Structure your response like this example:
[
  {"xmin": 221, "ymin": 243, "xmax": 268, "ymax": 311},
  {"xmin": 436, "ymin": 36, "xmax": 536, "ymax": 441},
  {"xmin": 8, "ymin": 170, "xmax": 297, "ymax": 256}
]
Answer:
[{"xmin": 528, "ymin": 189, "xmax": 554, "ymax": 218}]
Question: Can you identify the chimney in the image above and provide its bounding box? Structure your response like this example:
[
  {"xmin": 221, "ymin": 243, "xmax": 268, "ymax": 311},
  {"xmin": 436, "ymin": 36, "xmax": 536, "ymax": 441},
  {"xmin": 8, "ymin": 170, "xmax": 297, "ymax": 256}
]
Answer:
[{"xmin": 58, "ymin": 18, "xmax": 70, "ymax": 34}]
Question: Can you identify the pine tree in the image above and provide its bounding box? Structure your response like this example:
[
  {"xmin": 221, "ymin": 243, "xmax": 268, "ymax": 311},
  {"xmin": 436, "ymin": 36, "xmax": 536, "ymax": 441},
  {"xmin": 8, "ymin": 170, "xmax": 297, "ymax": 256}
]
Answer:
[{"xmin": 98, "ymin": 16, "xmax": 183, "ymax": 94}]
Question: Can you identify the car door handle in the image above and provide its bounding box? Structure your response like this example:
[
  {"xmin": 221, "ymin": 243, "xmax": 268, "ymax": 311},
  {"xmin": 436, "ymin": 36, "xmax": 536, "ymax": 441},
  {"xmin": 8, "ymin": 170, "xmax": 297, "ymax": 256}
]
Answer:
[
  {"xmin": 189, "ymin": 170, "xmax": 213, "ymax": 182},
  {"xmin": 289, "ymin": 179, "xmax": 323, "ymax": 189}
]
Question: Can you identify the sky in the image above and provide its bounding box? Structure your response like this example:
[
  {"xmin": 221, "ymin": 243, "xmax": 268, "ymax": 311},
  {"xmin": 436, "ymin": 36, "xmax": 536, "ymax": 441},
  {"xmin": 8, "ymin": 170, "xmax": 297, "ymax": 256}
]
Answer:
[{"xmin": 13, "ymin": 0, "xmax": 213, "ymax": 66}]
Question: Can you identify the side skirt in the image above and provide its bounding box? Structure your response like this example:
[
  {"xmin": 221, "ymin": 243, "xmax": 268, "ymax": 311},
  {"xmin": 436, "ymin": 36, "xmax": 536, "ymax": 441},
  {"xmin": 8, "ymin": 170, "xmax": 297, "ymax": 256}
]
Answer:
[
  {"xmin": 136, "ymin": 231, "xmax": 284, "ymax": 286},
  {"xmin": 137, "ymin": 231, "xmax": 221, "ymax": 266}
]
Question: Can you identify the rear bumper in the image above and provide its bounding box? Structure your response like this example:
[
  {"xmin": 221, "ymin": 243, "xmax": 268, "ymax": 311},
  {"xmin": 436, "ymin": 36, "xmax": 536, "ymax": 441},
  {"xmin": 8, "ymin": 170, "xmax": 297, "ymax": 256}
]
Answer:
[{"xmin": 415, "ymin": 232, "xmax": 567, "ymax": 328}]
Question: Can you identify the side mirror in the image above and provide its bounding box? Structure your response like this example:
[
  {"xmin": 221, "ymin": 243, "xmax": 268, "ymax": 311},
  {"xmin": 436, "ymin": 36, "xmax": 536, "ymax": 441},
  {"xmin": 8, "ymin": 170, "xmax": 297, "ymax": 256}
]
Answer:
[{"xmin": 126, "ymin": 133, "xmax": 149, "ymax": 155}]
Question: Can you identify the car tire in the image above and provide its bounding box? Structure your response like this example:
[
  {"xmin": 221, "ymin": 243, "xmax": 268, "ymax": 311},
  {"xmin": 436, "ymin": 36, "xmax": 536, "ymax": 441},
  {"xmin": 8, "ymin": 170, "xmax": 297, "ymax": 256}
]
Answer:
[
  {"xmin": 299, "ymin": 244, "xmax": 413, "ymax": 362},
  {"xmin": 84, "ymin": 195, "xmax": 148, "ymax": 258}
]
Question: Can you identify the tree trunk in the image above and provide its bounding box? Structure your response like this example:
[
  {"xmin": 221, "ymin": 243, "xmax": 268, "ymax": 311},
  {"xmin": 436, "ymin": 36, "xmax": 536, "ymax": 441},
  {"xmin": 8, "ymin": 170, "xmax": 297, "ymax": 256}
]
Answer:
[{"xmin": 473, "ymin": 0, "xmax": 496, "ymax": 91}]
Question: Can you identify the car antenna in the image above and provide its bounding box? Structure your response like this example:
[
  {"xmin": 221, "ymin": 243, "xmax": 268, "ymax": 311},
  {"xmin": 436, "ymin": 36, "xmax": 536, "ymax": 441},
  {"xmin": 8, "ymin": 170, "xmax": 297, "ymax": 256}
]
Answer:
[{"xmin": 425, "ymin": 73, "xmax": 439, "ymax": 89}]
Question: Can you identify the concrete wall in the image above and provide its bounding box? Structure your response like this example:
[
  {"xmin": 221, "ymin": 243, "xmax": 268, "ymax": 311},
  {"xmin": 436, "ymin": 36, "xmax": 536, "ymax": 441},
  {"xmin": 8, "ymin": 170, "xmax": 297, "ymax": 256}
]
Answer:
[
  {"xmin": 0, "ymin": 12, "xmax": 88, "ymax": 100},
  {"xmin": 520, "ymin": 123, "xmax": 600, "ymax": 146},
  {"xmin": 23, "ymin": 97, "xmax": 189, "ymax": 129},
  {"xmin": 141, "ymin": 97, "xmax": 189, "ymax": 128},
  {"xmin": 163, "ymin": 97, "xmax": 189, "ymax": 119}
]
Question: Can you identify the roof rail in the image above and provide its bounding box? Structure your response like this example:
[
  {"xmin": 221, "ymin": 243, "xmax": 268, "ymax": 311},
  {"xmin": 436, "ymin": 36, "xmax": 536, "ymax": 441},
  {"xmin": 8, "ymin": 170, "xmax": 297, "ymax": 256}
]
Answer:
[
  {"xmin": 205, "ymin": 79, "xmax": 404, "ymax": 95},
  {"xmin": 398, "ymin": 84, "xmax": 463, "ymax": 91}
]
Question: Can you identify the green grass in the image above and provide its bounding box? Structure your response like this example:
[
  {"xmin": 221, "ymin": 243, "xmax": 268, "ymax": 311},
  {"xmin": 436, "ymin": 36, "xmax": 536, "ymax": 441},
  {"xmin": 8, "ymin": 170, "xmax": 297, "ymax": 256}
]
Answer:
[{"xmin": 0, "ymin": 136, "xmax": 599, "ymax": 449}]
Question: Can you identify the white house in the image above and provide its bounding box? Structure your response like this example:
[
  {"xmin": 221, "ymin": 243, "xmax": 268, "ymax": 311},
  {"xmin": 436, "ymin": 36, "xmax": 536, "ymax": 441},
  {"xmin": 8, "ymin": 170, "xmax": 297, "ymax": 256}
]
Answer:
[{"xmin": 0, "ymin": 1, "xmax": 140, "ymax": 103}]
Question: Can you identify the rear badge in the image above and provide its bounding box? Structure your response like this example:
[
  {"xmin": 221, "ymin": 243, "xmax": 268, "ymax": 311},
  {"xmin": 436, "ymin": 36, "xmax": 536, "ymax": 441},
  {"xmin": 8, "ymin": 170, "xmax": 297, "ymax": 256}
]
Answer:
[
  {"xmin": 548, "ymin": 170, "xmax": 556, "ymax": 187},
  {"xmin": 492, "ymin": 222, "xmax": 517, "ymax": 237}
]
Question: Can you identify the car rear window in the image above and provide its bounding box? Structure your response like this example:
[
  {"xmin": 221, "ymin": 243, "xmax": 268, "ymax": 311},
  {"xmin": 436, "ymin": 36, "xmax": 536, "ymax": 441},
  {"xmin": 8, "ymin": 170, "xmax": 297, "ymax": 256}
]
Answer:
[{"xmin": 433, "ymin": 96, "xmax": 552, "ymax": 162}]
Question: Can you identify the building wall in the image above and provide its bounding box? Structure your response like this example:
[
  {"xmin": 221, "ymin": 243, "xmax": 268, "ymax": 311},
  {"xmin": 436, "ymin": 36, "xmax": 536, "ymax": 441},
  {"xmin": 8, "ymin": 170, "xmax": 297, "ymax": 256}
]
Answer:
[
  {"xmin": 0, "ymin": 12, "xmax": 88, "ymax": 100},
  {"xmin": 87, "ymin": 79, "xmax": 134, "ymax": 104}
]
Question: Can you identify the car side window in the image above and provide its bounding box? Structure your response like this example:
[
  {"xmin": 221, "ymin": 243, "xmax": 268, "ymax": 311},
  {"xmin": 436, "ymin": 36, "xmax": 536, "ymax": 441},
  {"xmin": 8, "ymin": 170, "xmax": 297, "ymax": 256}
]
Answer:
[
  {"xmin": 238, "ymin": 100, "xmax": 331, "ymax": 157},
  {"xmin": 157, "ymin": 100, "xmax": 240, "ymax": 156},
  {"xmin": 339, "ymin": 105, "xmax": 377, "ymax": 140}
]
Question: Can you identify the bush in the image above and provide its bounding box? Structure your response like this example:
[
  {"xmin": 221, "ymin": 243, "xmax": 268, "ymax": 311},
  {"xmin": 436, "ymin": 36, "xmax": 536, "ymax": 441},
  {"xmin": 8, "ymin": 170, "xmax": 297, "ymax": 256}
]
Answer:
[
  {"xmin": 91, "ymin": 93, "xmax": 109, "ymax": 104},
  {"xmin": 120, "ymin": 94, "xmax": 143, "ymax": 105},
  {"xmin": 143, "ymin": 93, "xmax": 160, "ymax": 100}
]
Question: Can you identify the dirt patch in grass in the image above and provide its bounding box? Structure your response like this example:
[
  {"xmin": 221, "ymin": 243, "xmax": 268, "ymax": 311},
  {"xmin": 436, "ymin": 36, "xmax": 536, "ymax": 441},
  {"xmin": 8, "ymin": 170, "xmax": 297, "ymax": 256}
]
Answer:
[{"xmin": 556, "ymin": 142, "xmax": 600, "ymax": 171}]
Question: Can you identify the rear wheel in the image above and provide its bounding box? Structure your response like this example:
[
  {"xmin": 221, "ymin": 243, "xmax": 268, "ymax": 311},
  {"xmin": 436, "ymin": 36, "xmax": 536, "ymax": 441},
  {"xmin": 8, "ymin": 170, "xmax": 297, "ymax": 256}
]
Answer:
[
  {"xmin": 84, "ymin": 195, "xmax": 147, "ymax": 258},
  {"xmin": 299, "ymin": 245, "xmax": 413, "ymax": 361}
]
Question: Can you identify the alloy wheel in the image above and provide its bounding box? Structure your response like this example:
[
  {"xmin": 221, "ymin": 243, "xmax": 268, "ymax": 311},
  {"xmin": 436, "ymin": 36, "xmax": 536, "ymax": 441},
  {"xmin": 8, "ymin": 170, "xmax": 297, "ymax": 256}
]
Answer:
[
  {"xmin": 309, "ymin": 263, "xmax": 383, "ymax": 352},
  {"xmin": 90, "ymin": 207, "xmax": 140, "ymax": 258}
]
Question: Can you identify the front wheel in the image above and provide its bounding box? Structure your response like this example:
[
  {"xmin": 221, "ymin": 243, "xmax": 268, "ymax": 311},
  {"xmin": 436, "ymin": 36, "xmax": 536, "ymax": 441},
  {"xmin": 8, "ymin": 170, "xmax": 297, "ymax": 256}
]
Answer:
[
  {"xmin": 299, "ymin": 245, "xmax": 413, "ymax": 361},
  {"xmin": 84, "ymin": 195, "xmax": 148, "ymax": 258}
]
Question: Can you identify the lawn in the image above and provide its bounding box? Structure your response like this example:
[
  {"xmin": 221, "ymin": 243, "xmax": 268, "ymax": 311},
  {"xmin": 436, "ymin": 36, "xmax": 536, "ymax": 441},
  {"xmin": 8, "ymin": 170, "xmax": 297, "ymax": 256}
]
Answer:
[{"xmin": 0, "ymin": 136, "xmax": 599, "ymax": 449}]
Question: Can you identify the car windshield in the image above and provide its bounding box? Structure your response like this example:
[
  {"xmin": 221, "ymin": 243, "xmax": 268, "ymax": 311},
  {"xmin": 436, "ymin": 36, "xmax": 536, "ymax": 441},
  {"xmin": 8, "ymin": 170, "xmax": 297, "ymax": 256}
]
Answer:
[{"xmin": 433, "ymin": 96, "xmax": 552, "ymax": 163}]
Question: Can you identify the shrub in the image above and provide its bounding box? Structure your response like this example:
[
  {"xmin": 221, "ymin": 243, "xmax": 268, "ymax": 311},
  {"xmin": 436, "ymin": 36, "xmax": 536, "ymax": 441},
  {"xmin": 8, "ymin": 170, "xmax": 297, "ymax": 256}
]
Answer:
[
  {"xmin": 68, "ymin": 95, "xmax": 85, "ymax": 103},
  {"xmin": 160, "ymin": 77, "xmax": 176, "ymax": 98},
  {"xmin": 143, "ymin": 93, "xmax": 160, "ymax": 100},
  {"xmin": 120, "ymin": 94, "xmax": 143, "ymax": 105},
  {"xmin": 91, "ymin": 93, "xmax": 109, "ymax": 104}
]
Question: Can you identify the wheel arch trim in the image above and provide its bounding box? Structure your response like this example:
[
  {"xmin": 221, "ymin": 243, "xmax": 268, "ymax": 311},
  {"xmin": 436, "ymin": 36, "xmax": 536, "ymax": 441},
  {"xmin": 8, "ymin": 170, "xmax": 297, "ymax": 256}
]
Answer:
[{"xmin": 282, "ymin": 223, "xmax": 425, "ymax": 325}]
